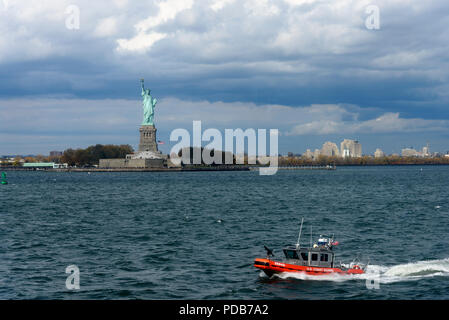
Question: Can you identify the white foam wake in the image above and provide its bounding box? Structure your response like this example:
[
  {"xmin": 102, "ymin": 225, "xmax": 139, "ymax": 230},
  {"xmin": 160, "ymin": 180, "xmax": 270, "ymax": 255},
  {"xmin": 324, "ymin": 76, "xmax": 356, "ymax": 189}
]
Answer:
[{"xmin": 264, "ymin": 258, "xmax": 449, "ymax": 284}]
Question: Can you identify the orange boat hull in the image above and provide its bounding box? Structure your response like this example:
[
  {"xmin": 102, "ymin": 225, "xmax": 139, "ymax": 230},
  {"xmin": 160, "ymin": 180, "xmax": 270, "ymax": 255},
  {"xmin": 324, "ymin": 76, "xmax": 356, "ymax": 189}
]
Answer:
[{"xmin": 254, "ymin": 258, "xmax": 364, "ymax": 277}]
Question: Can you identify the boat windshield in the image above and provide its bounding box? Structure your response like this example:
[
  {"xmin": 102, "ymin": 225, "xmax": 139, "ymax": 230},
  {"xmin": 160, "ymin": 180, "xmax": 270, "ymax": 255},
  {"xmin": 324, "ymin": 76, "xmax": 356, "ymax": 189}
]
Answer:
[{"xmin": 284, "ymin": 249, "xmax": 299, "ymax": 259}]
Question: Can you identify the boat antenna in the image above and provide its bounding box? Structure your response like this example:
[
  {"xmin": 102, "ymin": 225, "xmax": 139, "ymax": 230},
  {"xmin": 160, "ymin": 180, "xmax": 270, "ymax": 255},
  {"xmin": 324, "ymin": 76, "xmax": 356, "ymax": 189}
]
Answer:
[{"xmin": 296, "ymin": 218, "xmax": 304, "ymax": 249}]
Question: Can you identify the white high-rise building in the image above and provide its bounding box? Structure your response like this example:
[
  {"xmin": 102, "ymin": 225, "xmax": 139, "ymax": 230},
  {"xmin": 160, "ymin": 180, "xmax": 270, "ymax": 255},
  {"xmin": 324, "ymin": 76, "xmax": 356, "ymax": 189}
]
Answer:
[
  {"xmin": 321, "ymin": 142, "xmax": 340, "ymax": 157},
  {"xmin": 340, "ymin": 139, "xmax": 362, "ymax": 158}
]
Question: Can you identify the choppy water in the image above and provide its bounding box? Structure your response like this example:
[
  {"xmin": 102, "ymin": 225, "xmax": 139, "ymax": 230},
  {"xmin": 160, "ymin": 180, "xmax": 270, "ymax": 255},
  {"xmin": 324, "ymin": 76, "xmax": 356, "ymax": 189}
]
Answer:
[{"xmin": 1, "ymin": 166, "xmax": 449, "ymax": 299}]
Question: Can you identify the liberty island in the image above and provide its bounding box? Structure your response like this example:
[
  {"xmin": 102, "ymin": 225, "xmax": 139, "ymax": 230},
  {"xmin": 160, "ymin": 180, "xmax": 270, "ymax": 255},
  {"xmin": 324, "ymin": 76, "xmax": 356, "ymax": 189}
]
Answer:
[
  {"xmin": 98, "ymin": 79, "xmax": 278, "ymax": 172},
  {"xmin": 99, "ymin": 79, "xmax": 167, "ymax": 169}
]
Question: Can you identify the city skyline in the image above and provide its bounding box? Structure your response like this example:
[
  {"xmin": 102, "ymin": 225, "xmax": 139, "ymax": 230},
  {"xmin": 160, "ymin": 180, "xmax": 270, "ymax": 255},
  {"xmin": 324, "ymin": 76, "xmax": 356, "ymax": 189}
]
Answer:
[
  {"xmin": 2, "ymin": 138, "xmax": 446, "ymax": 159},
  {"xmin": 300, "ymin": 139, "xmax": 444, "ymax": 159}
]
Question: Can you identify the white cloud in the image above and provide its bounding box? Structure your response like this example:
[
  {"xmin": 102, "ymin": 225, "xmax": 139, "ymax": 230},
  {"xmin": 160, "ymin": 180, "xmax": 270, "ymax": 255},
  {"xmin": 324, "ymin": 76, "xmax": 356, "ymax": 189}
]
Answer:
[
  {"xmin": 136, "ymin": 0, "xmax": 194, "ymax": 31},
  {"xmin": 94, "ymin": 17, "xmax": 118, "ymax": 38},
  {"xmin": 287, "ymin": 112, "xmax": 449, "ymax": 136},
  {"xmin": 117, "ymin": 32, "xmax": 167, "ymax": 52},
  {"xmin": 210, "ymin": 0, "xmax": 235, "ymax": 11},
  {"xmin": 113, "ymin": 0, "xmax": 129, "ymax": 9},
  {"xmin": 117, "ymin": 0, "xmax": 194, "ymax": 51},
  {"xmin": 244, "ymin": 0, "xmax": 280, "ymax": 16},
  {"xmin": 2, "ymin": 97, "xmax": 446, "ymax": 138}
]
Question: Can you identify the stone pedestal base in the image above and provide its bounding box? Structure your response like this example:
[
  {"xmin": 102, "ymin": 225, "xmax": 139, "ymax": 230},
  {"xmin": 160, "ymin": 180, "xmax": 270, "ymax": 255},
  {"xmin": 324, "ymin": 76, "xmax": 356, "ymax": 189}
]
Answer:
[
  {"xmin": 98, "ymin": 124, "xmax": 168, "ymax": 168},
  {"xmin": 99, "ymin": 158, "xmax": 165, "ymax": 168},
  {"xmin": 139, "ymin": 125, "xmax": 159, "ymax": 153}
]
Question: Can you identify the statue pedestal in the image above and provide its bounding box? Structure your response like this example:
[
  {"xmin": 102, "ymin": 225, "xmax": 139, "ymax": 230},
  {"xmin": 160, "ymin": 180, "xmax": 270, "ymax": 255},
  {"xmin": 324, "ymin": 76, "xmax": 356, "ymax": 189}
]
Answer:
[
  {"xmin": 126, "ymin": 124, "xmax": 167, "ymax": 161},
  {"xmin": 138, "ymin": 125, "xmax": 159, "ymax": 153}
]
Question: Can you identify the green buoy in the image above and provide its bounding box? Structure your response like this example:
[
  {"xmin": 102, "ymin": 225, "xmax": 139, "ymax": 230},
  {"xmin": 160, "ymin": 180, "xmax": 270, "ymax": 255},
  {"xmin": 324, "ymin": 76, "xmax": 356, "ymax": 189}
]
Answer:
[{"xmin": 1, "ymin": 172, "xmax": 7, "ymax": 185}]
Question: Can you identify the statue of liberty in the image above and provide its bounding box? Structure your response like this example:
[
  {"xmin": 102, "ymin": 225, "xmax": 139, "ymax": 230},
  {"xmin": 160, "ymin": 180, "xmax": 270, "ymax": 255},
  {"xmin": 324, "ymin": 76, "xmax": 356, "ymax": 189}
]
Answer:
[{"xmin": 141, "ymin": 79, "xmax": 157, "ymax": 126}]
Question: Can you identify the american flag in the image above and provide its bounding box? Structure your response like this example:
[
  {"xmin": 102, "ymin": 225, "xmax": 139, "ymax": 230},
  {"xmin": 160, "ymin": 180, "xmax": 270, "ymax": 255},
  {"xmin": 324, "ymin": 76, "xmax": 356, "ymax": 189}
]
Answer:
[{"xmin": 157, "ymin": 140, "xmax": 165, "ymax": 145}]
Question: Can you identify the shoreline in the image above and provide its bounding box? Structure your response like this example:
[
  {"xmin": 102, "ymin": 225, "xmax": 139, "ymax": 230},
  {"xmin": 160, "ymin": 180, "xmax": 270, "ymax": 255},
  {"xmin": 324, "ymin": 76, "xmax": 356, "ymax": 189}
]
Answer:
[
  {"xmin": 2, "ymin": 163, "xmax": 449, "ymax": 172},
  {"xmin": 0, "ymin": 166, "xmax": 251, "ymax": 172}
]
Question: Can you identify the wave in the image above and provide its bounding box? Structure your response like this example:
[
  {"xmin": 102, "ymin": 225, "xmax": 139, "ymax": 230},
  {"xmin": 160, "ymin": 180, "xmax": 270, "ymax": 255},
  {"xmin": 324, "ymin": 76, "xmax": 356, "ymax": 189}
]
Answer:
[{"xmin": 264, "ymin": 258, "xmax": 449, "ymax": 284}]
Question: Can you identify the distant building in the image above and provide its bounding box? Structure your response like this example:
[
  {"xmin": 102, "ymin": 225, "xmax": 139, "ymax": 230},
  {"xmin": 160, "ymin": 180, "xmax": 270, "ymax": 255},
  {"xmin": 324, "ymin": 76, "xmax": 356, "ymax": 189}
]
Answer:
[
  {"xmin": 321, "ymin": 142, "xmax": 340, "ymax": 157},
  {"xmin": 401, "ymin": 148, "xmax": 419, "ymax": 157},
  {"xmin": 401, "ymin": 143, "xmax": 433, "ymax": 157},
  {"xmin": 313, "ymin": 149, "xmax": 321, "ymax": 159},
  {"xmin": 340, "ymin": 139, "xmax": 362, "ymax": 158},
  {"xmin": 374, "ymin": 148, "xmax": 385, "ymax": 158},
  {"xmin": 23, "ymin": 162, "xmax": 55, "ymax": 168},
  {"xmin": 53, "ymin": 163, "xmax": 68, "ymax": 168},
  {"xmin": 422, "ymin": 144, "xmax": 430, "ymax": 157},
  {"xmin": 303, "ymin": 149, "xmax": 314, "ymax": 159},
  {"xmin": 23, "ymin": 162, "xmax": 68, "ymax": 169}
]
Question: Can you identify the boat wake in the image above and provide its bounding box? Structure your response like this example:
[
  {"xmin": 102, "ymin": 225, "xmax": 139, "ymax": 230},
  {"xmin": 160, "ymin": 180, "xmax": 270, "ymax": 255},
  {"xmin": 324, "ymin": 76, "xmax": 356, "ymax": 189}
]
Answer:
[
  {"xmin": 371, "ymin": 258, "xmax": 449, "ymax": 284},
  {"xmin": 265, "ymin": 258, "xmax": 449, "ymax": 284}
]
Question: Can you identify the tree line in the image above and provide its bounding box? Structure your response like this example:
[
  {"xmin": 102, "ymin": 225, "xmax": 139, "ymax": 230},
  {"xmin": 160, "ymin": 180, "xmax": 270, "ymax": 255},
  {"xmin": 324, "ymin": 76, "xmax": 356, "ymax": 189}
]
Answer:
[
  {"xmin": 279, "ymin": 155, "xmax": 449, "ymax": 166},
  {"xmin": 61, "ymin": 144, "xmax": 134, "ymax": 167},
  {"xmin": 176, "ymin": 147, "xmax": 236, "ymax": 165}
]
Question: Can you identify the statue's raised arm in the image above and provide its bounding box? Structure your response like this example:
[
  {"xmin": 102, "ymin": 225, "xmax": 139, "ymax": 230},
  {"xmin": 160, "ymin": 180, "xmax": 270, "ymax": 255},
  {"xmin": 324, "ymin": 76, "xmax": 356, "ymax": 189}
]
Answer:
[{"xmin": 141, "ymin": 79, "xmax": 145, "ymax": 96}]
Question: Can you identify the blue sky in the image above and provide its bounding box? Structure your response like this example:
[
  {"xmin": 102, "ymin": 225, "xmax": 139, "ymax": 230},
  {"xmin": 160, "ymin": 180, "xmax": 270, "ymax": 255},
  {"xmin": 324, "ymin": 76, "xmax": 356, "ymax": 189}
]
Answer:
[{"xmin": 1, "ymin": 0, "xmax": 448, "ymax": 155}]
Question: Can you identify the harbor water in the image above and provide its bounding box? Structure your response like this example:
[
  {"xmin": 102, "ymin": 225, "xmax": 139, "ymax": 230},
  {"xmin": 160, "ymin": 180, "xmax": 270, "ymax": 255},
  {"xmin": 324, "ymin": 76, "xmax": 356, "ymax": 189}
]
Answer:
[{"xmin": 1, "ymin": 166, "xmax": 449, "ymax": 299}]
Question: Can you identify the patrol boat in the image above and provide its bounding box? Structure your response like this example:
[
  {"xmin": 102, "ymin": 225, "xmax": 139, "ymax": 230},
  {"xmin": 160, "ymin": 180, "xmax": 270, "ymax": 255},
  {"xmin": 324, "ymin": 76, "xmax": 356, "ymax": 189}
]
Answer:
[{"xmin": 254, "ymin": 219, "xmax": 365, "ymax": 277}]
